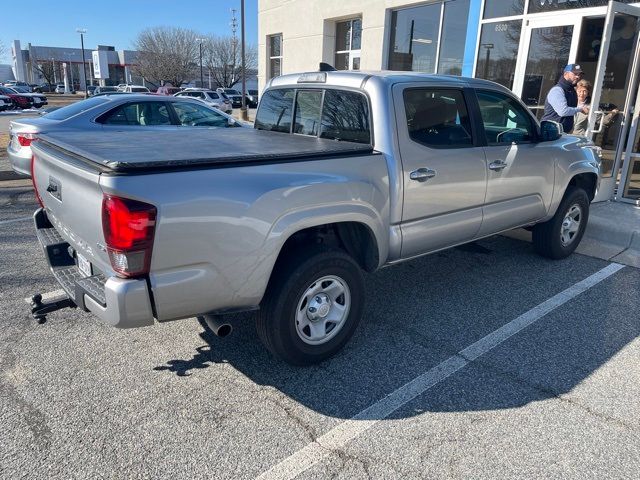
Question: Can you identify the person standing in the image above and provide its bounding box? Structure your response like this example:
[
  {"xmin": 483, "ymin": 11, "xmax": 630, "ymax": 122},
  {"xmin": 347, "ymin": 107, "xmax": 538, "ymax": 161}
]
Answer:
[
  {"xmin": 541, "ymin": 64, "xmax": 589, "ymax": 133},
  {"xmin": 572, "ymin": 79, "xmax": 619, "ymax": 136}
]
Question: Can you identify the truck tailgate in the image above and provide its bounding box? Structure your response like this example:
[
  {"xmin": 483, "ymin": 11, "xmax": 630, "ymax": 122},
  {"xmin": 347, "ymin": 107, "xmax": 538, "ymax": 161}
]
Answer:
[{"xmin": 31, "ymin": 140, "xmax": 112, "ymax": 281}]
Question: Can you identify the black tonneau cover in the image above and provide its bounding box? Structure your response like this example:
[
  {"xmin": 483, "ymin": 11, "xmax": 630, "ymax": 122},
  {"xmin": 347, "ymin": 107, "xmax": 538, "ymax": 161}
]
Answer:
[{"xmin": 36, "ymin": 128, "xmax": 375, "ymax": 172}]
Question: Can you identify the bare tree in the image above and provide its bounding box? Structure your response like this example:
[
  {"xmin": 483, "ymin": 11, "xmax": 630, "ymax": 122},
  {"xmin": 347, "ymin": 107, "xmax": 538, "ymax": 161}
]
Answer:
[
  {"xmin": 0, "ymin": 41, "xmax": 6, "ymax": 58},
  {"xmin": 32, "ymin": 61, "xmax": 56, "ymax": 86},
  {"xmin": 133, "ymin": 27, "xmax": 199, "ymax": 87},
  {"xmin": 202, "ymin": 35, "xmax": 257, "ymax": 88}
]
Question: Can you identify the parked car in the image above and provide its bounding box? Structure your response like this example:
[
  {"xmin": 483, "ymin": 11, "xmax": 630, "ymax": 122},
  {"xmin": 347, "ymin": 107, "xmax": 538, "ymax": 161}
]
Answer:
[
  {"xmin": 174, "ymin": 88, "xmax": 233, "ymax": 113},
  {"xmin": 0, "ymin": 86, "xmax": 35, "ymax": 110},
  {"xmin": 10, "ymin": 87, "xmax": 48, "ymax": 108},
  {"xmin": 0, "ymin": 94, "xmax": 12, "ymax": 111},
  {"xmin": 34, "ymin": 83, "xmax": 56, "ymax": 93},
  {"xmin": 4, "ymin": 80, "xmax": 32, "ymax": 91},
  {"xmin": 54, "ymin": 84, "xmax": 67, "ymax": 94},
  {"xmin": 246, "ymin": 89, "xmax": 259, "ymax": 108},
  {"xmin": 121, "ymin": 85, "xmax": 150, "ymax": 93},
  {"xmin": 8, "ymin": 94, "xmax": 246, "ymax": 176},
  {"xmin": 93, "ymin": 86, "xmax": 119, "ymax": 96},
  {"xmin": 27, "ymin": 70, "xmax": 599, "ymax": 365},
  {"xmin": 86, "ymin": 86, "xmax": 97, "ymax": 96},
  {"xmin": 216, "ymin": 87, "xmax": 243, "ymax": 107}
]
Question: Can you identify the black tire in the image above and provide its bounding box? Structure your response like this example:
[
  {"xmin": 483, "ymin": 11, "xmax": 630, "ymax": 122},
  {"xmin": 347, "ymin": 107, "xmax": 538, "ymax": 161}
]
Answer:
[
  {"xmin": 256, "ymin": 246, "xmax": 365, "ymax": 366},
  {"xmin": 533, "ymin": 186, "xmax": 589, "ymax": 259}
]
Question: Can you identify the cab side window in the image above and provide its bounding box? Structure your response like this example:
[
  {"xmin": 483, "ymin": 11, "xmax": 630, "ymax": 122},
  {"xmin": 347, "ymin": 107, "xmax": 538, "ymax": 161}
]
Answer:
[
  {"xmin": 476, "ymin": 90, "xmax": 536, "ymax": 145},
  {"xmin": 404, "ymin": 89, "xmax": 473, "ymax": 149},
  {"xmin": 254, "ymin": 88, "xmax": 295, "ymax": 133}
]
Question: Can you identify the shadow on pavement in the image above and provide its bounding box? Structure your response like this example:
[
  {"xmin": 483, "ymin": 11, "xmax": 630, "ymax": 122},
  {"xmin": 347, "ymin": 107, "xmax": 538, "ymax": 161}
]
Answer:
[{"xmin": 153, "ymin": 236, "xmax": 637, "ymax": 419}]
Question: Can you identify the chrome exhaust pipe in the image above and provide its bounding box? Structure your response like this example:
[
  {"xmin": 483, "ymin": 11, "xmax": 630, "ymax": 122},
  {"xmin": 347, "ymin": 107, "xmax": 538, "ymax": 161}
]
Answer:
[{"xmin": 201, "ymin": 314, "xmax": 233, "ymax": 338}]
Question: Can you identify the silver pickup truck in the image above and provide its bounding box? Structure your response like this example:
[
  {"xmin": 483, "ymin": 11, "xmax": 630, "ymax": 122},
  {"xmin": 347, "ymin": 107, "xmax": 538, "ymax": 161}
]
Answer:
[{"xmin": 29, "ymin": 70, "xmax": 600, "ymax": 365}]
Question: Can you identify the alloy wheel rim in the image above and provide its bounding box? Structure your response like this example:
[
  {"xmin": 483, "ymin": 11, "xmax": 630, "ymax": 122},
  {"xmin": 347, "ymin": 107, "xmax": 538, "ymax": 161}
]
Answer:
[
  {"xmin": 295, "ymin": 275, "xmax": 351, "ymax": 346},
  {"xmin": 560, "ymin": 204, "xmax": 582, "ymax": 246}
]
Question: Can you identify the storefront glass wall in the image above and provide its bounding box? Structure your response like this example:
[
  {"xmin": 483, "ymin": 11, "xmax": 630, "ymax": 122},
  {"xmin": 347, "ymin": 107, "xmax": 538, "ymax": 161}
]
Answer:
[
  {"xmin": 388, "ymin": 0, "xmax": 470, "ymax": 74},
  {"xmin": 475, "ymin": 20, "xmax": 522, "ymax": 89}
]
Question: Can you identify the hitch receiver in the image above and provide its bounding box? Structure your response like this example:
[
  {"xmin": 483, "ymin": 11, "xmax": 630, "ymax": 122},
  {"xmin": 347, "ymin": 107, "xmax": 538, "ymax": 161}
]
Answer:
[{"xmin": 30, "ymin": 293, "xmax": 76, "ymax": 324}]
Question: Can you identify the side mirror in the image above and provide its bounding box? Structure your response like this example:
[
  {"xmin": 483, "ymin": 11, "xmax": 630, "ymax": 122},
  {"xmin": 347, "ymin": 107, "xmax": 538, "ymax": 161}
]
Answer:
[{"xmin": 540, "ymin": 120, "xmax": 563, "ymax": 141}]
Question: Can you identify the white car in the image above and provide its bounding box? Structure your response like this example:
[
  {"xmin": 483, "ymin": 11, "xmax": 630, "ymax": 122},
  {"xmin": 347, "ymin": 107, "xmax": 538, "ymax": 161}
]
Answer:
[
  {"xmin": 174, "ymin": 88, "xmax": 233, "ymax": 113},
  {"xmin": 54, "ymin": 84, "xmax": 66, "ymax": 94},
  {"xmin": 121, "ymin": 85, "xmax": 150, "ymax": 93}
]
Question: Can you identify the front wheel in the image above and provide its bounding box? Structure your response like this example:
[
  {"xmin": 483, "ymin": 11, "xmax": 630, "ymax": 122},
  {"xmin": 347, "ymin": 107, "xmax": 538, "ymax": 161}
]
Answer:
[
  {"xmin": 533, "ymin": 186, "xmax": 589, "ymax": 259},
  {"xmin": 256, "ymin": 247, "xmax": 365, "ymax": 365}
]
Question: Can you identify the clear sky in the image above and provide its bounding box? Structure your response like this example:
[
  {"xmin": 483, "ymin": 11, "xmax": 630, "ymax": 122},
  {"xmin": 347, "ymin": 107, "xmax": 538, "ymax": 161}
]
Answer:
[{"xmin": 0, "ymin": 0, "xmax": 258, "ymax": 64}]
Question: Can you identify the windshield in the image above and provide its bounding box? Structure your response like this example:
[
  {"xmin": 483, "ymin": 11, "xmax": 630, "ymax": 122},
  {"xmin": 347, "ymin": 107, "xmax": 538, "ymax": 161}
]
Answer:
[
  {"xmin": 13, "ymin": 87, "xmax": 30, "ymax": 93},
  {"xmin": 224, "ymin": 89, "xmax": 240, "ymax": 95},
  {"xmin": 44, "ymin": 97, "xmax": 110, "ymax": 120},
  {"xmin": 131, "ymin": 87, "xmax": 149, "ymax": 92},
  {"xmin": 0, "ymin": 87, "xmax": 15, "ymax": 94}
]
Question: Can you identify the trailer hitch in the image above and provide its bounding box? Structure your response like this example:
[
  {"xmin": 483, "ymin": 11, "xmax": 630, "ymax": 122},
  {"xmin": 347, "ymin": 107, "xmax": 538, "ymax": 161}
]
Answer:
[{"xmin": 30, "ymin": 293, "xmax": 76, "ymax": 324}]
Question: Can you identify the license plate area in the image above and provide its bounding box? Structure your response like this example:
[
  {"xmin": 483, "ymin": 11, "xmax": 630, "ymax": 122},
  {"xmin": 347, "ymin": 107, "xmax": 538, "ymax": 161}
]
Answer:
[{"xmin": 77, "ymin": 252, "xmax": 92, "ymax": 277}]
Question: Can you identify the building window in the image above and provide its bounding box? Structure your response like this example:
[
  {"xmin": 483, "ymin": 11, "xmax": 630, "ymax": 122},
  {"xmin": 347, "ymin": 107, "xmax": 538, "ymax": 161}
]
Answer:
[
  {"xmin": 269, "ymin": 34, "xmax": 283, "ymax": 79},
  {"xmin": 335, "ymin": 18, "xmax": 362, "ymax": 70},
  {"xmin": 475, "ymin": 20, "xmax": 522, "ymax": 90},
  {"xmin": 482, "ymin": 0, "xmax": 524, "ymax": 19},
  {"xmin": 388, "ymin": 0, "xmax": 470, "ymax": 75}
]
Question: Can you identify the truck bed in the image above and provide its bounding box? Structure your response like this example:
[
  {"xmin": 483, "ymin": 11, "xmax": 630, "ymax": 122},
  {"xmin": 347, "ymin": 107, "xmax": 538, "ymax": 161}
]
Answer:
[{"xmin": 36, "ymin": 128, "xmax": 375, "ymax": 173}]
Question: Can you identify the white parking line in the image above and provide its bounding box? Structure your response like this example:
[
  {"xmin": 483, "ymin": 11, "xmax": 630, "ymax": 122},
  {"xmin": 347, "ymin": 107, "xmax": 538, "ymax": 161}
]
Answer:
[
  {"xmin": 257, "ymin": 262, "xmax": 626, "ymax": 480},
  {"xmin": 23, "ymin": 289, "xmax": 66, "ymax": 304},
  {"xmin": 0, "ymin": 216, "xmax": 32, "ymax": 226}
]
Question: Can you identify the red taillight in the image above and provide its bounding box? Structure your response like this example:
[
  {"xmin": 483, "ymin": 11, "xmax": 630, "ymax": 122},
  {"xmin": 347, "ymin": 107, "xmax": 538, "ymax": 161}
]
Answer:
[
  {"xmin": 30, "ymin": 155, "xmax": 44, "ymax": 208},
  {"xmin": 102, "ymin": 195, "xmax": 157, "ymax": 278},
  {"xmin": 17, "ymin": 133, "xmax": 37, "ymax": 147}
]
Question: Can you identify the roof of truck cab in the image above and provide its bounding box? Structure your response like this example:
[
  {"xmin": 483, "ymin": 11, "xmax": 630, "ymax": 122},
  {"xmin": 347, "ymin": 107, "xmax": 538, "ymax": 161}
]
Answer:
[
  {"xmin": 35, "ymin": 128, "xmax": 375, "ymax": 173},
  {"xmin": 267, "ymin": 70, "xmax": 510, "ymax": 92}
]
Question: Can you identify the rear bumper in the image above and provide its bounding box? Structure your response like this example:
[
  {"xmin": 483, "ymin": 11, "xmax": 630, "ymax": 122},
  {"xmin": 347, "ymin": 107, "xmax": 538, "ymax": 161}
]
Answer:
[
  {"xmin": 7, "ymin": 141, "xmax": 32, "ymax": 176},
  {"xmin": 34, "ymin": 208, "xmax": 155, "ymax": 328}
]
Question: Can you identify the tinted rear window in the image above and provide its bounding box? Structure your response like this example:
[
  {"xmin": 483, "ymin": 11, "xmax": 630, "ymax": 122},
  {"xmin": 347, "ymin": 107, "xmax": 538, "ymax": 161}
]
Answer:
[
  {"xmin": 44, "ymin": 97, "xmax": 111, "ymax": 120},
  {"xmin": 254, "ymin": 89, "xmax": 295, "ymax": 133}
]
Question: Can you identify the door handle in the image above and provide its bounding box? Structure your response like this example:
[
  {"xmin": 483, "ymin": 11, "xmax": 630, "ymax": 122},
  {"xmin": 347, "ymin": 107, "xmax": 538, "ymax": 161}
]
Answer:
[
  {"xmin": 489, "ymin": 160, "xmax": 508, "ymax": 171},
  {"xmin": 410, "ymin": 168, "xmax": 437, "ymax": 182}
]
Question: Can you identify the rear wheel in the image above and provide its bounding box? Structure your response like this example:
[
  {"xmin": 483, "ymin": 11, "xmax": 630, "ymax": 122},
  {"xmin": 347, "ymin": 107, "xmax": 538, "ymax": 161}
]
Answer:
[
  {"xmin": 533, "ymin": 186, "xmax": 589, "ymax": 259},
  {"xmin": 256, "ymin": 247, "xmax": 365, "ymax": 365}
]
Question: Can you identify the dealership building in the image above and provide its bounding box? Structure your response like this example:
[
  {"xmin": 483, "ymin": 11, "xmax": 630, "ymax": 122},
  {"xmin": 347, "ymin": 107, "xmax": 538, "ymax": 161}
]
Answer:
[
  {"xmin": 259, "ymin": 0, "xmax": 640, "ymax": 203},
  {"xmin": 10, "ymin": 40, "xmax": 141, "ymax": 88}
]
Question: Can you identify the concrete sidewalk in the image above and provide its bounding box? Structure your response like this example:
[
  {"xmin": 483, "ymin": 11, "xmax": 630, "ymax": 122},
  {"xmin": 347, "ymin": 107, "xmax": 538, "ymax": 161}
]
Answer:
[{"xmin": 505, "ymin": 200, "xmax": 640, "ymax": 268}]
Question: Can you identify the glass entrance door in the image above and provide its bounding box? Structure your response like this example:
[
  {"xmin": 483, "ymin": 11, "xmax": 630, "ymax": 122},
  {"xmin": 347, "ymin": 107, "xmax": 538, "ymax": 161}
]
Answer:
[
  {"xmin": 588, "ymin": 1, "xmax": 640, "ymax": 202},
  {"xmin": 517, "ymin": 18, "xmax": 580, "ymax": 119}
]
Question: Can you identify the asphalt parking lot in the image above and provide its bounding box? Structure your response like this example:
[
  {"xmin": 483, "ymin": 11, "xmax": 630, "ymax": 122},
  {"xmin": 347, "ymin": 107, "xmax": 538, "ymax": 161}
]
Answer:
[{"xmin": 1, "ymin": 184, "xmax": 639, "ymax": 479}]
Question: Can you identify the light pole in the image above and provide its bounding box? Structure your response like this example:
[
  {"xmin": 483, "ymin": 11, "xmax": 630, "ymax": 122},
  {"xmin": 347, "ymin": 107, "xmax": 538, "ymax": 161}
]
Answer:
[
  {"xmin": 240, "ymin": 0, "xmax": 248, "ymax": 121},
  {"xmin": 196, "ymin": 38, "xmax": 205, "ymax": 88},
  {"xmin": 76, "ymin": 28, "xmax": 88, "ymax": 98}
]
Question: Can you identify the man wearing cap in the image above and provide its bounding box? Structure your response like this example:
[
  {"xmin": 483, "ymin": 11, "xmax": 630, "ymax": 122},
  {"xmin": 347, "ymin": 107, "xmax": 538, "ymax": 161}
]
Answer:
[{"xmin": 541, "ymin": 64, "xmax": 589, "ymax": 133}]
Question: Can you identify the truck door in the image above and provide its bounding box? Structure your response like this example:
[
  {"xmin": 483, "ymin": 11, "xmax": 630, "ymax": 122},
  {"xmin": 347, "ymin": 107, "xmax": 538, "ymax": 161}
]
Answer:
[
  {"xmin": 474, "ymin": 89, "xmax": 555, "ymax": 237},
  {"xmin": 394, "ymin": 85, "xmax": 488, "ymax": 258}
]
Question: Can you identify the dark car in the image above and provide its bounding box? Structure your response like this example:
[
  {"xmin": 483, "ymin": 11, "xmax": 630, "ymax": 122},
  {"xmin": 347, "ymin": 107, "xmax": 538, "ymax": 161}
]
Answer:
[
  {"xmin": 34, "ymin": 83, "xmax": 56, "ymax": 93},
  {"xmin": 216, "ymin": 88, "xmax": 243, "ymax": 108},
  {"xmin": 0, "ymin": 86, "xmax": 34, "ymax": 109},
  {"xmin": 246, "ymin": 89, "xmax": 259, "ymax": 108},
  {"xmin": 87, "ymin": 85, "xmax": 97, "ymax": 96}
]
